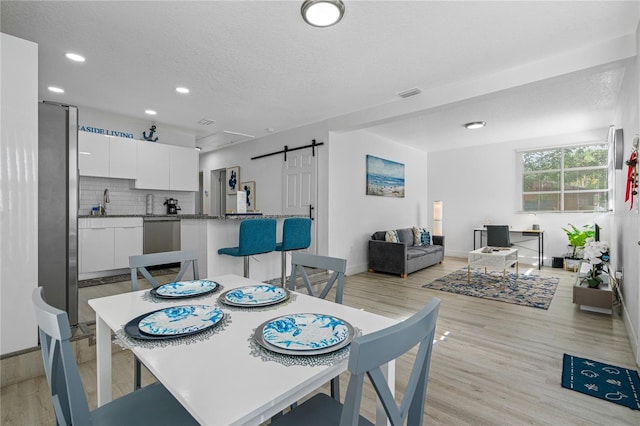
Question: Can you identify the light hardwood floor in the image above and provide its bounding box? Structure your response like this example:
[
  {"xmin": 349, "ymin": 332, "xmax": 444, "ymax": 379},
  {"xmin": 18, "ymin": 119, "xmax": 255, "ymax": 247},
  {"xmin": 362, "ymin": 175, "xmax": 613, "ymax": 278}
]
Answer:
[{"xmin": 2, "ymin": 257, "xmax": 638, "ymax": 425}]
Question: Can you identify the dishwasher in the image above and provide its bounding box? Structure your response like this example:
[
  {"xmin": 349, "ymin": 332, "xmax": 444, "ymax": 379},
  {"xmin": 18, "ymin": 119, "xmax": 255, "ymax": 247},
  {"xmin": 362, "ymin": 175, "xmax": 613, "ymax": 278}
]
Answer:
[{"xmin": 143, "ymin": 217, "xmax": 181, "ymax": 258}]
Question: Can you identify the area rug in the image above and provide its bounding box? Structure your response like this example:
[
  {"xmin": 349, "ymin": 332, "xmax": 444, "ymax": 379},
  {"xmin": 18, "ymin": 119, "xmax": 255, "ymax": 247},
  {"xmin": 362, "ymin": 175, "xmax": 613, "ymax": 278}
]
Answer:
[
  {"xmin": 421, "ymin": 268, "xmax": 559, "ymax": 309},
  {"xmin": 562, "ymin": 354, "xmax": 640, "ymax": 410}
]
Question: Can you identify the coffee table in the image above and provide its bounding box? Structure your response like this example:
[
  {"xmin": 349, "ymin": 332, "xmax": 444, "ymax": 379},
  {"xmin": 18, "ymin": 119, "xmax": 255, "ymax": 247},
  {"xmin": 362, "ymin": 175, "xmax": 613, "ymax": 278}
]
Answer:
[{"xmin": 468, "ymin": 247, "xmax": 519, "ymax": 286}]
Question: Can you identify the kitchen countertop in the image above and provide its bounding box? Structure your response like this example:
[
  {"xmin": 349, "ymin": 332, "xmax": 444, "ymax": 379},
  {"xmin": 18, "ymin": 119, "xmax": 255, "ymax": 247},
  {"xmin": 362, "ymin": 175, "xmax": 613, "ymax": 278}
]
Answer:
[{"xmin": 78, "ymin": 214, "xmax": 304, "ymax": 220}]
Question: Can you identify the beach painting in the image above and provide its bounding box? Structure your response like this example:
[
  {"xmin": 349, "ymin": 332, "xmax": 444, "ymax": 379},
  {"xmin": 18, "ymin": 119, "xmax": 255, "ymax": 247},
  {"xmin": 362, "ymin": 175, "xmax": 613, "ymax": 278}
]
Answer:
[{"xmin": 366, "ymin": 155, "xmax": 405, "ymax": 198}]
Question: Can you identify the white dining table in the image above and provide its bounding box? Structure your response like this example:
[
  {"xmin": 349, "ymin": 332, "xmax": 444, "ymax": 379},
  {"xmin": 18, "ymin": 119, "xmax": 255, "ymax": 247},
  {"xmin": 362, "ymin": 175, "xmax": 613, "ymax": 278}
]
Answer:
[{"xmin": 89, "ymin": 274, "xmax": 398, "ymax": 425}]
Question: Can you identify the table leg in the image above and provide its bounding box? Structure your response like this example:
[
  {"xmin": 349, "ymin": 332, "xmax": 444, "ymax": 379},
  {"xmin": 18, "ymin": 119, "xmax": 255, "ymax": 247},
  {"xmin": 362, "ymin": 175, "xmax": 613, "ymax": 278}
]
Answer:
[
  {"xmin": 376, "ymin": 360, "xmax": 395, "ymax": 426},
  {"xmin": 96, "ymin": 314, "xmax": 112, "ymax": 406},
  {"xmin": 467, "ymin": 265, "xmax": 470, "ymax": 283}
]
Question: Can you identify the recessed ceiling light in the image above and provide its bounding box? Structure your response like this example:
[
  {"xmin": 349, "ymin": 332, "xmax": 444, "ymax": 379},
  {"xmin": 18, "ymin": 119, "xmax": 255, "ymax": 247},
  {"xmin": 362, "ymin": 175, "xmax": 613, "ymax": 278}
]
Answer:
[
  {"xmin": 145, "ymin": 110, "xmax": 157, "ymax": 115},
  {"xmin": 194, "ymin": 146, "xmax": 202, "ymax": 152},
  {"xmin": 266, "ymin": 128, "xmax": 275, "ymax": 133},
  {"xmin": 464, "ymin": 121, "xmax": 486, "ymax": 129},
  {"xmin": 301, "ymin": 0, "xmax": 345, "ymax": 27},
  {"xmin": 65, "ymin": 52, "xmax": 85, "ymax": 62},
  {"xmin": 48, "ymin": 86, "xmax": 64, "ymax": 93},
  {"xmin": 176, "ymin": 87, "xmax": 190, "ymax": 94}
]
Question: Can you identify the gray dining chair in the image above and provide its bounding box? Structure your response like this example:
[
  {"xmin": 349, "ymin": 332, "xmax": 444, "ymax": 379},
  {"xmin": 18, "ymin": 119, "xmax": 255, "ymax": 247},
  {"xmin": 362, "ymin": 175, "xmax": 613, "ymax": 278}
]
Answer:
[
  {"xmin": 288, "ymin": 252, "xmax": 347, "ymax": 400},
  {"xmin": 289, "ymin": 252, "xmax": 347, "ymax": 304},
  {"xmin": 129, "ymin": 249, "xmax": 200, "ymax": 291},
  {"xmin": 270, "ymin": 297, "xmax": 441, "ymax": 426},
  {"xmin": 32, "ymin": 287, "xmax": 199, "ymax": 426},
  {"xmin": 129, "ymin": 249, "xmax": 199, "ymax": 390}
]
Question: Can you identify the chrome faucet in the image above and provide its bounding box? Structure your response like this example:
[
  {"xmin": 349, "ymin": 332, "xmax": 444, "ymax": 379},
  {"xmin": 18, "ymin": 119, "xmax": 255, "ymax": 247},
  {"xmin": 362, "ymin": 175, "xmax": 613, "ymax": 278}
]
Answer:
[{"xmin": 99, "ymin": 188, "xmax": 110, "ymax": 215}]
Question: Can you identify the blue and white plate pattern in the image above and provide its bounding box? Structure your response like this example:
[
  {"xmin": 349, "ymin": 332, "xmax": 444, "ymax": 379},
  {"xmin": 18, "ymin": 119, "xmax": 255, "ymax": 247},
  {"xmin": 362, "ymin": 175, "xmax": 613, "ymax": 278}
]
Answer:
[
  {"xmin": 154, "ymin": 280, "xmax": 218, "ymax": 298},
  {"xmin": 262, "ymin": 313, "xmax": 349, "ymax": 351},
  {"xmin": 222, "ymin": 285, "xmax": 288, "ymax": 307},
  {"xmin": 138, "ymin": 305, "xmax": 223, "ymax": 336}
]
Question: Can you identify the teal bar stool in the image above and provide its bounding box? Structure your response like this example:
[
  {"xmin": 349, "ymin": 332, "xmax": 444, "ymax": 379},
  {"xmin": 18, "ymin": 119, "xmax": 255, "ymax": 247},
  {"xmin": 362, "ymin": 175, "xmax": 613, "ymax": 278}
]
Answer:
[
  {"xmin": 275, "ymin": 217, "xmax": 312, "ymax": 286},
  {"xmin": 218, "ymin": 219, "xmax": 277, "ymax": 278}
]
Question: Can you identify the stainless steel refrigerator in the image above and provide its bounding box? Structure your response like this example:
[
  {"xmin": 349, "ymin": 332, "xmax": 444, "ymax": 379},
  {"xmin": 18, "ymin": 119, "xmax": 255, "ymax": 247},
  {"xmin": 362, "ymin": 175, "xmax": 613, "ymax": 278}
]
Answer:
[{"xmin": 38, "ymin": 101, "xmax": 79, "ymax": 325}]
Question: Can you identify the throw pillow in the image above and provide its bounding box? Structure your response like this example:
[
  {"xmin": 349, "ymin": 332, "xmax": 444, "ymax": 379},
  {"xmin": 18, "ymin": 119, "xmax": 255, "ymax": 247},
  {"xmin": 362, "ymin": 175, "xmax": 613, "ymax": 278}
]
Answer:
[
  {"xmin": 385, "ymin": 230, "xmax": 399, "ymax": 243},
  {"xmin": 412, "ymin": 227, "xmax": 431, "ymax": 246}
]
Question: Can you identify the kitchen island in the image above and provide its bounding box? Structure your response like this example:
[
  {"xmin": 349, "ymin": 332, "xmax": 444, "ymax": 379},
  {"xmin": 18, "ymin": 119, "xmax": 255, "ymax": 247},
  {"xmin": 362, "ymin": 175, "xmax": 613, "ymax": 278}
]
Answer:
[{"xmin": 79, "ymin": 214, "xmax": 306, "ymax": 282}]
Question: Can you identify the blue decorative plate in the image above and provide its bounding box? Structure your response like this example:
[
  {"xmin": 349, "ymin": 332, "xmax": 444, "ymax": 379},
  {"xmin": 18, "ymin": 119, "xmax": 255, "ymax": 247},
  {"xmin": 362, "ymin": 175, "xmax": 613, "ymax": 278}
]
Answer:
[
  {"xmin": 151, "ymin": 280, "xmax": 219, "ymax": 299},
  {"xmin": 138, "ymin": 305, "xmax": 223, "ymax": 336},
  {"xmin": 262, "ymin": 313, "xmax": 349, "ymax": 351},
  {"xmin": 221, "ymin": 285, "xmax": 289, "ymax": 307}
]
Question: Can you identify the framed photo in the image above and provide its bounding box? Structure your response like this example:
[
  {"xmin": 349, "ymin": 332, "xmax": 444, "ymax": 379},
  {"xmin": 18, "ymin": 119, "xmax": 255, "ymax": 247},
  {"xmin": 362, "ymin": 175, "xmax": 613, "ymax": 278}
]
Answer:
[
  {"xmin": 240, "ymin": 181, "xmax": 256, "ymax": 211},
  {"xmin": 366, "ymin": 155, "xmax": 405, "ymax": 198},
  {"xmin": 226, "ymin": 166, "xmax": 240, "ymax": 195}
]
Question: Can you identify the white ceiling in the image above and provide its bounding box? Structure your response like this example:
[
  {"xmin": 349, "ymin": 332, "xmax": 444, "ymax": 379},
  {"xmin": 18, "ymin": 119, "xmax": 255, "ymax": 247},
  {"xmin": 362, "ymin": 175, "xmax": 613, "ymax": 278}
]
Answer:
[{"xmin": 1, "ymin": 1, "xmax": 638, "ymax": 152}]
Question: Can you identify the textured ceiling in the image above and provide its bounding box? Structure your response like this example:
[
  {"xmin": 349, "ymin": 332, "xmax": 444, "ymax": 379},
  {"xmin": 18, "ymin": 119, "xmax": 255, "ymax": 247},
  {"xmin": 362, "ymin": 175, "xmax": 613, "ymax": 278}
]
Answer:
[{"xmin": 1, "ymin": 1, "xmax": 638, "ymax": 152}]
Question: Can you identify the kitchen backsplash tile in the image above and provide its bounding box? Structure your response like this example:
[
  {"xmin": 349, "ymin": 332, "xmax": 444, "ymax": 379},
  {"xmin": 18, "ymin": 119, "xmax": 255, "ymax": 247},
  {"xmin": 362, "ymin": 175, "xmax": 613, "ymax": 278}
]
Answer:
[{"xmin": 79, "ymin": 176, "xmax": 195, "ymax": 215}]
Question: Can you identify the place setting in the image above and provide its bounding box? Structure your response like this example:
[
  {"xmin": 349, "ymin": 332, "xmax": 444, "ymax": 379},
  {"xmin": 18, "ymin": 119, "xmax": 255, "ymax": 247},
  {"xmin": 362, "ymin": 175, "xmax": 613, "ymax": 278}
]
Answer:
[
  {"xmin": 249, "ymin": 312, "xmax": 359, "ymax": 367},
  {"xmin": 218, "ymin": 283, "xmax": 295, "ymax": 311},
  {"xmin": 116, "ymin": 302, "xmax": 231, "ymax": 349},
  {"xmin": 141, "ymin": 279, "xmax": 223, "ymax": 303}
]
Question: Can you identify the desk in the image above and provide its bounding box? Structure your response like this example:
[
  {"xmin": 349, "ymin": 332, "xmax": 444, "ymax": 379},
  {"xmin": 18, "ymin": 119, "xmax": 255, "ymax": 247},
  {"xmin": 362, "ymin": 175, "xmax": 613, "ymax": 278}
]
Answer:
[
  {"xmin": 89, "ymin": 274, "xmax": 398, "ymax": 425},
  {"xmin": 473, "ymin": 228, "xmax": 544, "ymax": 269}
]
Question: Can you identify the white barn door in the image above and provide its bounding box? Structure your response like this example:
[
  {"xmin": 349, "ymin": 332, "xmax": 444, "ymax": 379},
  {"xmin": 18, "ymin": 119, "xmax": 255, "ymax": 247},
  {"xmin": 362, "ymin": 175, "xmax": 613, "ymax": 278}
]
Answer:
[{"xmin": 282, "ymin": 149, "xmax": 317, "ymax": 254}]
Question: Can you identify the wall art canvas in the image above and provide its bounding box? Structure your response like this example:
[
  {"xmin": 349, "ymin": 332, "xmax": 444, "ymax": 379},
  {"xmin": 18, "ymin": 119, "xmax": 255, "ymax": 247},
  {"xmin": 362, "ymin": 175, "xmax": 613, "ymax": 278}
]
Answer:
[
  {"xmin": 240, "ymin": 181, "xmax": 256, "ymax": 211},
  {"xmin": 226, "ymin": 166, "xmax": 240, "ymax": 195},
  {"xmin": 366, "ymin": 155, "xmax": 405, "ymax": 198}
]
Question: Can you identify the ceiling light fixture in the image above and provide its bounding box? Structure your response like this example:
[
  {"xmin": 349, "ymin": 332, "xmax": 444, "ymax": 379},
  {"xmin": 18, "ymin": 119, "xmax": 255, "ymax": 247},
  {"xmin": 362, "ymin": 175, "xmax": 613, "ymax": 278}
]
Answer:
[
  {"xmin": 301, "ymin": 0, "xmax": 345, "ymax": 27},
  {"xmin": 464, "ymin": 121, "xmax": 486, "ymax": 130},
  {"xmin": 48, "ymin": 86, "xmax": 64, "ymax": 93},
  {"xmin": 145, "ymin": 110, "xmax": 157, "ymax": 115},
  {"xmin": 176, "ymin": 87, "xmax": 190, "ymax": 94},
  {"xmin": 65, "ymin": 52, "xmax": 85, "ymax": 62}
]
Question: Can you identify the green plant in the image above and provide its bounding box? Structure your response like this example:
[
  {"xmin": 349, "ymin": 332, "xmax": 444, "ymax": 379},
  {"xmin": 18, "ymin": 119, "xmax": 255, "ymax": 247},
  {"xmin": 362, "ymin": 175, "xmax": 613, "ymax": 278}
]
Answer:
[{"xmin": 561, "ymin": 223, "xmax": 595, "ymax": 258}]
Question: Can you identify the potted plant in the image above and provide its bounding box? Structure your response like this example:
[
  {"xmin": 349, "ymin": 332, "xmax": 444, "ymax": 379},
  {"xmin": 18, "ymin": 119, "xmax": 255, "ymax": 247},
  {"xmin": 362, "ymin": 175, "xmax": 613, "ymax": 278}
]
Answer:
[
  {"xmin": 561, "ymin": 224, "xmax": 595, "ymax": 271},
  {"xmin": 582, "ymin": 238, "xmax": 610, "ymax": 288}
]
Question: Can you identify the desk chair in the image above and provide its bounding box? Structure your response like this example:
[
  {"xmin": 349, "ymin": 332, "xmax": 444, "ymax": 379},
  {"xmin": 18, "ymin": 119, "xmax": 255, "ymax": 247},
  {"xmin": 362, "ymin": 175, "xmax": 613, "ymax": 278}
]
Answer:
[
  {"xmin": 129, "ymin": 250, "xmax": 199, "ymax": 291},
  {"xmin": 270, "ymin": 298, "xmax": 441, "ymax": 426},
  {"xmin": 32, "ymin": 287, "xmax": 199, "ymax": 426},
  {"xmin": 275, "ymin": 217, "xmax": 312, "ymax": 286},
  {"xmin": 486, "ymin": 225, "xmax": 511, "ymax": 248},
  {"xmin": 218, "ymin": 218, "xmax": 277, "ymax": 278},
  {"xmin": 129, "ymin": 249, "xmax": 199, "ymax": 389},
  {"xmin": 289, "ymin": 252, "xmax": 347, "ymax": 400}
]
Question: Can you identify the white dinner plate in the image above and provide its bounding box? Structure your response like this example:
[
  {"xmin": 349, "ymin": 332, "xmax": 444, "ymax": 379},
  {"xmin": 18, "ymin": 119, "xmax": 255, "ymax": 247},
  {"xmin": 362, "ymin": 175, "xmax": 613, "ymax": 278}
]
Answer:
[
  {"xmin": 220, "ymin": 285, "xmax": 289, "ymax": 307},
  {"xmin": 138, "ymin": 305, "xmax": 223, "ymax": 336},
  {"xmin": 262, "ymin": 313, "xmax": 349, "ymax": 351},
  {"xmin": 152, "ymin": 280, "xmax": 219, "ymax": 298}
]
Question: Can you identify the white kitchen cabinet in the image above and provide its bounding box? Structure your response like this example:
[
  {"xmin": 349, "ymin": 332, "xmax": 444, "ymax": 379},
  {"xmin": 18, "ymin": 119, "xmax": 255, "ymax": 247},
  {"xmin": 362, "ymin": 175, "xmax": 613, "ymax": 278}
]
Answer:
[
  {"xmin": 79, "ymin": 218, "xmax": 143, "ymax": 275},
  {"xmin": 79, "ymin": 132, "xmax": 110, "ymax": 177},
  {"xmin": 109, "ymin": 136, "xmax": 137, "ymax": 179},
  {"xmin": 170, "ymin": 145, "xmax": 199, "ymax": 191},
  {"xmin": 79, "ymin": 132, "xmax": 138, "ymax": 179},
  {"xmin": 135, "ymin": 142, "xmax": 171, "ymax": 189},
  {"xmin": 114, "ymin": 225, "xmax": 143, "ymax": 269},
  {"xmin": 134, "ymin": 142, "xmax": 198, "ymax": 191}
]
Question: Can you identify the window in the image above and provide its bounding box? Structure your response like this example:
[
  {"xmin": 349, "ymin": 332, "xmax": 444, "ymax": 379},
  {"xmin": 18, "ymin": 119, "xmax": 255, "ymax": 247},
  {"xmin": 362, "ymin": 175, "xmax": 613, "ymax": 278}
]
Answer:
[{"xmin": 520, "ymin": 143, "xmax": 610, "ymax": 212}]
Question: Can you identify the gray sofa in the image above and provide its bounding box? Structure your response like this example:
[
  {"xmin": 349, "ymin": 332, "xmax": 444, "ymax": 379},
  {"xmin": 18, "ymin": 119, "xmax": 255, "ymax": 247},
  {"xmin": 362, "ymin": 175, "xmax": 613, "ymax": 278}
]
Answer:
[{"xmin": 368, "ymin": 228, "xmax": 444, "ymax": 277}]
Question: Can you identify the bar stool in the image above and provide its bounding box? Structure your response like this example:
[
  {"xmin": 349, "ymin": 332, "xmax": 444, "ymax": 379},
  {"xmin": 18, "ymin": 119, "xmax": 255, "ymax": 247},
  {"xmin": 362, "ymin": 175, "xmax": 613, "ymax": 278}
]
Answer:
[
  {"xmin": 217, "ymin": 219, "xmax": 277, "ymax": 278},
  {"xmin": 275, "ymin": 217, "xmax": 312, "ymax": 286}
]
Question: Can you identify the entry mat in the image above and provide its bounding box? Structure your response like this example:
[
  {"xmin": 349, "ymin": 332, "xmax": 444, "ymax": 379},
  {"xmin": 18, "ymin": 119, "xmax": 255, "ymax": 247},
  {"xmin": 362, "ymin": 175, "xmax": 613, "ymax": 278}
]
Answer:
[{"xmin": 562, "ymin": 354, "xmax": 640, "ymax": 410}]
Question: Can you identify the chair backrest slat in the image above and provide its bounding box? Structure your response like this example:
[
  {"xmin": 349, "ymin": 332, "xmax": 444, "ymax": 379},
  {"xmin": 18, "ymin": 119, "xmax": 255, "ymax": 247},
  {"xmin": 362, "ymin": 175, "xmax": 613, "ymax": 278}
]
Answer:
[
  {"xmin": 129, "ymin": 250, "xmax": 199, "ymax": 290},
  {"xmin": 340, "ymin": 297, "xmax": 440, "ymax": 426},
  {"xmin": 33, "ymin": 287, "xmax": 92, "ymax": 425},
  {"xmin": 289, "ymin": 252, "xmax": 347, "ymax": 304}
]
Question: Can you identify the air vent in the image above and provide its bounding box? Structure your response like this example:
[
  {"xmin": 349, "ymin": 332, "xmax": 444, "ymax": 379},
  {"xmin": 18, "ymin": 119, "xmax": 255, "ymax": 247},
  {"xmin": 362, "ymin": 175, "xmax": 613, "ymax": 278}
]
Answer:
[
  {"xmin": 397, "ymin": 88, "xmax": 422, "ymax": 98},
  {"xmin": 197, "ymin": 118, "xmax": 216, "ymax": 125}
]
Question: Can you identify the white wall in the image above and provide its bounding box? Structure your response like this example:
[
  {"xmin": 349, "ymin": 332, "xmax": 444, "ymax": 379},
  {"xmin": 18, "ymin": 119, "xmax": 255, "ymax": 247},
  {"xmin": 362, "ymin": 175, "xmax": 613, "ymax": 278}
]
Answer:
[
  {"xmin": 427, "ymin": 129, "xmax": 613, "ymax": 266},
  {"xmin": 328, "ymin": 129, "xmax": 429, "ymax": 275},
  {"xmin": 79, "ymin": 106, "xmax": 196, "ymax": 148},
  {"xmin": 613, "ymin": 19, "xmax": 640, "ymax": 366},
  {"xmin": 0, "ymin": 34, "xmax": 39, "ymax": 355}
]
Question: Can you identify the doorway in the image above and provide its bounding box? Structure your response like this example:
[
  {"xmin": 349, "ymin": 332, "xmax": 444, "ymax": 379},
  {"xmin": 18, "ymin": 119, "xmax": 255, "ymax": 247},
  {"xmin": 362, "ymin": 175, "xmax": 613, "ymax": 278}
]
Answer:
[
  {"xmin": 283, "ymin": 149, "xmax": 318, "ymax": 254},
  {"xmin": 210, "ymin": 168, "xmax": 226, "ymax": 216}
]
